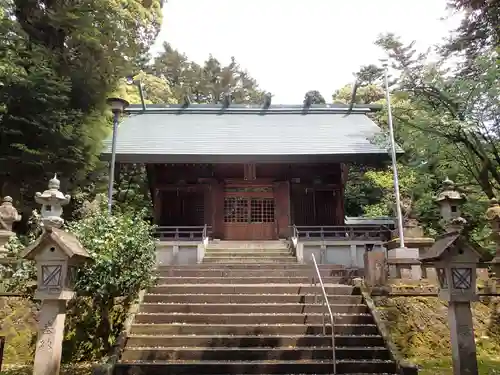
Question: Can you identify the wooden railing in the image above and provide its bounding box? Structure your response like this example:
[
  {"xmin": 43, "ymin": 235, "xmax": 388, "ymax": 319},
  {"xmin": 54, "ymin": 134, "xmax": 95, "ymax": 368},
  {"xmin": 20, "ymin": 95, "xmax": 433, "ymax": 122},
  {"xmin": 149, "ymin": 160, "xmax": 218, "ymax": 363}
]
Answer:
[
  {"xmin": 155, "ymin": 225, "xmax": 212, "ymax": 241},
  {"xmin": 292, "ymin": 225, "xmax": 390, "ymax": 241}
]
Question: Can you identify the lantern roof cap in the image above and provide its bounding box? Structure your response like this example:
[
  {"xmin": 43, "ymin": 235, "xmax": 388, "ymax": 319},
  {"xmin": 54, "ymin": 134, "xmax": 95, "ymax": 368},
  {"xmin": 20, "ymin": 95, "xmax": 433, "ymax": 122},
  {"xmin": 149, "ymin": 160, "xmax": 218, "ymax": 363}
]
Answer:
[
  {"xmin": 419, "ymin": 230, "xmax": 491, "ymax": 263},
  {"xmin": 35, "ymin": 174, "xmax": 70, "ymax": 203},
  {"xmin": 486, "ymin": 198, "xmax": 500, "ymax": 220},
  {"xmin": 435, "ymin": 178, "xmax": 466, "ymax": 203},
  {"xmin": 21, "ymin": 227, "xmax": 90, "ymax": 261}
]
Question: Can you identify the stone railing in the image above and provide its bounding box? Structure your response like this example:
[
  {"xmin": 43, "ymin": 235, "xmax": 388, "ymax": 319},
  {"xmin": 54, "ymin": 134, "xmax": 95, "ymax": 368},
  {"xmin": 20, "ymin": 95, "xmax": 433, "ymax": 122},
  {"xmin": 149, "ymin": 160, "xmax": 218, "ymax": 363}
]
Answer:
[
  {"xmin": 155, "ymin": 225, "xmax": 212, "ymax": 241},
  {"xmin": 293, "ymin": 225, "xmax": 391, "ymax": 241}
]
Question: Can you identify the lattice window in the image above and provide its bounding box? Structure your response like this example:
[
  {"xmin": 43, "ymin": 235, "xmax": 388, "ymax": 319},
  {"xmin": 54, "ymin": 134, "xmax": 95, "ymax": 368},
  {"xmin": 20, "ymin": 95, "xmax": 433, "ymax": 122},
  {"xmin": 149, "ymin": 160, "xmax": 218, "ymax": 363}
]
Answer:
[
  {"xmin": 451, "ymin": 268, "xmax": 472, "ymax": 289},
  {"xmin": 224, "ymin": 197, "xmax": 248, "ymax": 223},
  {"xmin": 250, "ymin": 198, "xmax": 275, "ymax": 223}
]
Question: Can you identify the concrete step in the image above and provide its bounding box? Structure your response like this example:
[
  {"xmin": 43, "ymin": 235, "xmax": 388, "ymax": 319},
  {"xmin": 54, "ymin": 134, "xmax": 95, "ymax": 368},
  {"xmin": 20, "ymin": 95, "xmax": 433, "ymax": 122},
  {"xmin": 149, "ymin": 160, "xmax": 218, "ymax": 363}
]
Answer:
[
  {"xmin": 156, "ymin": 276, "xmax": 345, "ymax": 285},
  {"xmin": 125, "ymin": 334, "xmax": 385, "ymax": 348},
  {"xmin": 133, "ymin": 312, "xmax": 373, "ymax": 325},
  {"xmin": 148, "ymin": 285, "xmax": 358, "ymax": 295},
  {"xmin": 129, "ymin": 323, "xmax": 380, "ymax": 336},
  {"xmin": 139, "ymin": 303, "xmax": 369, "ymax": 314},
  {"xmin": 155, "ymin": 269, "xmax": 354, "ymax": 278},
  {"xmin": 157, "ymin": 264, "xmax": 347, "ymax": 270},
  {"xmin": 121, "ymin": 346, "xmax": 391, "ymax": 361},
  {"xmin": 203, "ymin": 258, "xmax": 297, "ymax": 264},
  {"xmin": 207, "ymin": 241, "xmax": 289, "ymax": 250},
  {"xmin": 205, "ymin": 248, "xmax": 290, "ymax": 253},
  {"xmin": 142, "ymin": 294, "xmax": 364, "ymax": 304},
  {"xmin": 114, "ymin": 359, "xmax": 398, "ymax": 374}
]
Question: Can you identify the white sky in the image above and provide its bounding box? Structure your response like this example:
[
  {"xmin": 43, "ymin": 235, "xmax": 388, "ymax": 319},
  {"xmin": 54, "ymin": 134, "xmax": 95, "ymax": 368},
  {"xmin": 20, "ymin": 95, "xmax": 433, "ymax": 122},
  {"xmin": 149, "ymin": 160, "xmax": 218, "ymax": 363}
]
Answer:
[{"xmin": 151, "ymin": 0, "xmax": 461, "ymax": 104}]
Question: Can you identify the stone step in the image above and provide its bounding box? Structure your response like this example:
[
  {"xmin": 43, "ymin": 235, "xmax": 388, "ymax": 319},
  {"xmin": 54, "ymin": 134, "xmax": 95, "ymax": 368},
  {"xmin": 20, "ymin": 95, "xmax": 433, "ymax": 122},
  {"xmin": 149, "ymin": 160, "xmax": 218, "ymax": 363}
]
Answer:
[
  {"xmin": 205, "ymin": 248, "xmax": 290, "ymax": 253},
  {"xmin": 155, "ymin": 276, "xmax": 345, "ymax": 285},
  {"xmin": 121, "ymin": 346, "xmax": 391, "ymax": 361},
  {"xmin": 203, "ymin": 258, "xmax": 297, "ymax": 264},
  {"xmin": 114, "ymin": 359, "xmax": 398, "ymax": 374},
  {"xmin": 203, "ymin": 251, "xmax": 295, "ymax": 259},
  {"xmin": 133, "ymin": 312, "xmax": 373, "ymax": 325},
  {"xmin": 129, "ymin": 323, "xmax": 379, "ymax": 336},
  {"xmin": 155, "ymin": 269, "xmax": 353, "ymax": 278},
  {"xmin": 125, "ymin": 334, "xmax": 385, "ymax": 348},
  {"xmin": 148, "ymin": 285, "xmax": 358, "ymax": 295},
  {"xmin": 207, "ymin": 241, "xmax": 289, "ymax": 250},
  {"xmin": 157, "ymin": 264, "xmax": 347, "ymax": 270},
  {"xmin": 139, "ymin": 303, "xmax": 369, "ymax": 314},
  {"xmin": 142, "ymin": 294, "xmax": 364, "ymax": 304}
]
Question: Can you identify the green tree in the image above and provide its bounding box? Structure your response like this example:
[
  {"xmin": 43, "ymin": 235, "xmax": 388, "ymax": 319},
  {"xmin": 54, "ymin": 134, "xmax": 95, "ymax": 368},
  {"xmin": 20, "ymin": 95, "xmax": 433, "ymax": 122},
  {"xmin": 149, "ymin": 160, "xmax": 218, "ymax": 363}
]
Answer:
[
  {"xmin": 304, "ymin": 90, "xmax": 326, "ymax": 104},
  {"xmin": 376, "ymin": 33, "xmax": 500, "ymax": 199},
  {"xmin": 0, "ymin": 0, "xmax": 163, "ymax": 214},
  {"xmin": 151, "ymin": 44, "xmax": 266, "ymax": 104}
]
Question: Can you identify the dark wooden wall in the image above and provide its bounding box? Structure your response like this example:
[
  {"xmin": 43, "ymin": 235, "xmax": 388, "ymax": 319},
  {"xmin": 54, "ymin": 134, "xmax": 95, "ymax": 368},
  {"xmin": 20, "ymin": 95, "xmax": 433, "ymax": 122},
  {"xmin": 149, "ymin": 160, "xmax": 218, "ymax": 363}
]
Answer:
[{"xmin": 149, "ymin": 163, "xmax": 346, "ymax": 237}]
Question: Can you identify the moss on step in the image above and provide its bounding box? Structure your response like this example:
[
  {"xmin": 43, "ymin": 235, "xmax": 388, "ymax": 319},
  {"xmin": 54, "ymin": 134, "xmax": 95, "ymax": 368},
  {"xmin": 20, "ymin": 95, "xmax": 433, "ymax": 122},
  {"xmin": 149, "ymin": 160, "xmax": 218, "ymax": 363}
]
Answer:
[{"xmin": 374, "ymin": 295, "xmax": 500, "ymax": 373}]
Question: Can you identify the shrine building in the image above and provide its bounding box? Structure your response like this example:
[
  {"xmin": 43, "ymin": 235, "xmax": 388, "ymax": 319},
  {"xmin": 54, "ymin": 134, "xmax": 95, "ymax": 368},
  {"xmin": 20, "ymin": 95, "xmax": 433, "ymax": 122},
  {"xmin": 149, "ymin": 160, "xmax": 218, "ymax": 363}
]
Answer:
[{"xmin": 101, "ymin": 102, "xmax": 397, "ymax": 243}]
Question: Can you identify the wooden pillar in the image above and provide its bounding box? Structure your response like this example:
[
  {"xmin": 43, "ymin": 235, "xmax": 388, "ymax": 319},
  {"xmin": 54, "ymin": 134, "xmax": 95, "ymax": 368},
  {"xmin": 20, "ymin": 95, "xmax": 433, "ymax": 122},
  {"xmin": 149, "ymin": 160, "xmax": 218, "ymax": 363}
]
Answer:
[
  {"xmin": 154, "ymin": 189, "xmax": 162, "ymax": 225},
  {"xmin": 336, "ymin": 163, "xmax": 348, "ymax": 225},
  {"xmin": 274, "ymin": 181, "xmax": 291, "ymax": 238},
  {"xmin": 210, "ymin": 180, "xmax": 224, "ymax": 239}
]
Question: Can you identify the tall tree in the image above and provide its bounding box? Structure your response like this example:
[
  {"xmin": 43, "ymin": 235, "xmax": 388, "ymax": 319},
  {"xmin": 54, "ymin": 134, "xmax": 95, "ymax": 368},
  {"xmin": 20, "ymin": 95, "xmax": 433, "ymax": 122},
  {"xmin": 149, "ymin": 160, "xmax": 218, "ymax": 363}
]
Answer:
[
  {"xmin": 443, "ymin": 0, "xmax": 500, "ymax": 62},
  {"xmin": 151, "ymin": 44, "xmax": 265, "ymax": 104},
  {"xmin": 0, "ymin": 0, "xmax": 163, "ymax": 208},
  {"xmin": 376, "ymin": 33, "xmax": 500, "ymax": 199}
]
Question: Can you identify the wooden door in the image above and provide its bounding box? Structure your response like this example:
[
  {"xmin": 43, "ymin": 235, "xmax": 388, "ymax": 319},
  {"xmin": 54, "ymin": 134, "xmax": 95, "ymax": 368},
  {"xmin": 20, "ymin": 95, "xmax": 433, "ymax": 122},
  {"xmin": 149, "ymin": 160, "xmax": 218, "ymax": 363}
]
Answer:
[{"xmin": 223, "ymin": 185, "xmax": 277, "ymax": 240}]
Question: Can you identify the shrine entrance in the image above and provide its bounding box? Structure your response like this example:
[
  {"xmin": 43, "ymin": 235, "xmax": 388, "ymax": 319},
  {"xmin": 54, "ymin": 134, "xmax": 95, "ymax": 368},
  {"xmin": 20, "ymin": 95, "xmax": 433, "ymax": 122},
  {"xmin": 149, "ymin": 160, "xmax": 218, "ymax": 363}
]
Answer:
[{"xmin": 223, "ymin": 185, "xmax": 277, "ymax": 240}]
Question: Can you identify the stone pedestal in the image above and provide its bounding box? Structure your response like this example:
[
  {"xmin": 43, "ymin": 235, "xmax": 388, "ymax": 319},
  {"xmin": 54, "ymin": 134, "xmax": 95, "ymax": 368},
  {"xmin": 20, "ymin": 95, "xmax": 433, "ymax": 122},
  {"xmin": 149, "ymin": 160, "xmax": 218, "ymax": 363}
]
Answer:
[
  {"xmin": 363, "ymin": 251, "xmax": 387, "ymax": 287},
  {"xmin": 386, "ymin": 222, "xmax": 434, "ymax": 281},
  {"xmin": 448, "ymin": 301, "xmax": 478, "ymax": 375},
  {"xmin": 33, "ymin": 300, "xmax": 67, "ymax": 375},
  {"xmin": 387, "ymin": 246, "xmax": 421, "ymax": 280}
]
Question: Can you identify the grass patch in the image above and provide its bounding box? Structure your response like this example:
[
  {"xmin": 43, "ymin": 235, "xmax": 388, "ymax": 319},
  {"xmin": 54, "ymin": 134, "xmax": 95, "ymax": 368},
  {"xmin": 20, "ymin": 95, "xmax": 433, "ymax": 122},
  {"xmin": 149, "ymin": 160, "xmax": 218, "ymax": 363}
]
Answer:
[
  {"xmin": 0, "ymin": 364, "xmax": 93, "ymax": 375},
  {"xmin": 419, "ymin": 357, "xmax": 500, "ymax": 375}
]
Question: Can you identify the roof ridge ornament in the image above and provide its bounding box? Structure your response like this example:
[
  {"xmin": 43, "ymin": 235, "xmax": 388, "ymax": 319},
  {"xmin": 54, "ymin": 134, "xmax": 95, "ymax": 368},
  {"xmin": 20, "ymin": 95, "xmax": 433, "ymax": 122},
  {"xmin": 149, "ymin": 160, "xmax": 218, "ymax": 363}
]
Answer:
[
  {"xmin": 263, "ymin": 92, "xmax": 272, "ymax": 109},
  {"xmin": 222, "ymin": 90, "xmax": 232, "ymax": 108}
]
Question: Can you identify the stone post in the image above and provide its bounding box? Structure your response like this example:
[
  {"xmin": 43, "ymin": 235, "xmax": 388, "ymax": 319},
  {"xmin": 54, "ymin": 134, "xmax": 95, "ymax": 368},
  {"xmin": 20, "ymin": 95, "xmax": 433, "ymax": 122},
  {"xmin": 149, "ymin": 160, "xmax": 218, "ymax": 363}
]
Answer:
[
  {"xmin": 0, "ymin": 196, "xmax": 22, "ymax": 257},
  {"xmin": 20, "ymin": 175, "xmax": 90, "ymax": 375},
  {"xmin": 434, "ymin": 179, "xmax": 478, "ymax": 375}
]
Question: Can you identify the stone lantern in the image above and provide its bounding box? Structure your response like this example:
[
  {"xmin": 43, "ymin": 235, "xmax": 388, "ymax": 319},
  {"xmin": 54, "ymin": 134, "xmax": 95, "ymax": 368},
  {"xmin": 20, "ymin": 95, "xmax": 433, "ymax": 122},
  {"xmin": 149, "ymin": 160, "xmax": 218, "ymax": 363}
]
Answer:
[
  {"xmin": 485, "ymin": 198, "xmax": 500, "ymax": 276},
  {"xmin": 35, "ymin": 174, "xmax": 71, "ymax": 230},
  {"xmin": 419, "ymin": 178, "xmax": 486, "ymax": 375},
  {"xmin": 435, "ymin": 178, "xmax": 467, "ymax": 232},
  {"xmin": 0, "ymin": 196, "xmax": 22, "ymax": 256},
  {"xmin": 20, "ymin": 176, "xmax": 91, "ymax": 375}
]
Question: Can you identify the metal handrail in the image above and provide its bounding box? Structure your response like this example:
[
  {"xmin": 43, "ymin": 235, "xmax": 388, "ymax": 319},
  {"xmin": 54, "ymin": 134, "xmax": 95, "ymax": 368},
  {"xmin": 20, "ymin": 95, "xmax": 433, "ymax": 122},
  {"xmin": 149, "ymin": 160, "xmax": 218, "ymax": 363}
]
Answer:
[{"xmin": 311, "ymin": 253, "xmax": 336, "ymax": 374}]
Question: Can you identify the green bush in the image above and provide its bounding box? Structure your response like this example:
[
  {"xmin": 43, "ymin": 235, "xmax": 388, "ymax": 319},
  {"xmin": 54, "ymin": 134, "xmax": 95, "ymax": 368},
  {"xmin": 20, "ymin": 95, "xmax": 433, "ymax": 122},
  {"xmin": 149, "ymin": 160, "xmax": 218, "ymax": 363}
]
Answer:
[
  {"xmin": 62, "ymin": 195, "xmax": 156, "ymax": 360},
  {"xmin": 0, "ymin": 211, "xmax": 41, "ymax": 294}
]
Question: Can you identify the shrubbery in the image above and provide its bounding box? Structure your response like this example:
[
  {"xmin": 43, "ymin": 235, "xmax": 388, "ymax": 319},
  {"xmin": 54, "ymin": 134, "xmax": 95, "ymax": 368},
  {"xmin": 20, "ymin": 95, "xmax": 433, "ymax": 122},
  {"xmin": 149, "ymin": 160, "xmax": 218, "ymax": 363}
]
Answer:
[
  {"xmin": 63, "ymin": 196, "xmax": 156, "ymax": 360},
  {"xmin": 1, "ymin": 195, "xmax": 157, "ymax": 362}
]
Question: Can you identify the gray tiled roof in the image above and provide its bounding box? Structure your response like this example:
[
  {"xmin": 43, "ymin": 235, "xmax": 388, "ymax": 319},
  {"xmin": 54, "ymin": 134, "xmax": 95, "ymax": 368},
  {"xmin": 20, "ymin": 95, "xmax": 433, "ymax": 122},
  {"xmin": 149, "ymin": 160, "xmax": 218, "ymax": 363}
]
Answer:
[{"xmin": 101, "ymin": 104, "xmax": 402, "ymax": 163}]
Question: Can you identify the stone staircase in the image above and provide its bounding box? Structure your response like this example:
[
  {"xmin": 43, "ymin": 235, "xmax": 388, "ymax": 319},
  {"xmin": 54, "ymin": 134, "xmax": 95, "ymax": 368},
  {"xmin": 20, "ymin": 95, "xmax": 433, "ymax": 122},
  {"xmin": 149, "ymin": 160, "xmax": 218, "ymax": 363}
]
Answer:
[{"xmin": 114, "ymin": 241, "xmax": 398, "ymax": 374}]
